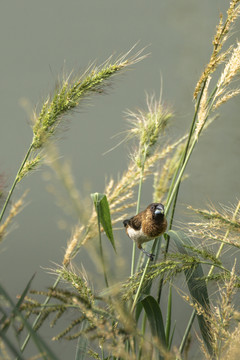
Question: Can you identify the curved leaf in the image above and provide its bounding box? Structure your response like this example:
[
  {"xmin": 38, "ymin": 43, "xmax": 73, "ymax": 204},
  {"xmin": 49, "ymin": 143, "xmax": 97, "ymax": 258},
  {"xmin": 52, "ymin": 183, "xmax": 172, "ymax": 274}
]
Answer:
[
  {"xmin": 140, "ymin": 295, "xmax": 166, "ymax": 348},
  {"xmin": 91, "ymin": 193, "xmax": 116, "ymax": 252}
]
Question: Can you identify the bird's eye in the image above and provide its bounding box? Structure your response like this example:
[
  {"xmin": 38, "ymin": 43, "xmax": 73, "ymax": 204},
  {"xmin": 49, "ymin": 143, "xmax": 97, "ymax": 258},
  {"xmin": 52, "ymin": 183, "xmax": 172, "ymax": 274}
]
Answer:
[{"xmin": 150, "ymin": 205, "xmax": 155, "ymax": 211}]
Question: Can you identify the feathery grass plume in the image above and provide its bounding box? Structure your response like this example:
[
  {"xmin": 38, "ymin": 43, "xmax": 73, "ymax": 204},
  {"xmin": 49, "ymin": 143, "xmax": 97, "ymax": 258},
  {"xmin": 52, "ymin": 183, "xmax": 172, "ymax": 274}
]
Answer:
[
  {"xmin": 55, "ymin": 266, "xmax": 95, "ymax": 305},
  {"xmin": 20, "ymin": 279, "xmax": 102, "ymax": 336},
  {"xmin": 63, "ymin": 225, "xmax": 85, "ymax": 266},
  {"xmin": 17, "ymin": 154, "xmax": 42, "ymax": 183},
  {"xmin": 213, "ymin": 87, "xmax": 240, "ymax": 110},
  {"xmin": 194, "ymin": 0, "xmax": 240, "ymax": 99},
  {"xmin": 215, "ymin": 41, "xmax": 240, "ymax": 94},
  {"xmin": 126, "ymin": 93, "xmax": 173, "ymax": 168},
  {"xmin": 26, "ymin": 47, "xmax": 147, "ymax": 172},
  {"xmin": 21, "ymin": 261, "xmax": 178, "ymax": 358},
  {"xmin": 196, "ymin": 264, "xmax": 239, "ymax": 359},
  {"xmin": 221, "ymin": 323, "xmax": 240, "ymax": 360},
  {"xmin": 31, "ymin": 46, "xmax": 147, "ymax": 151},
  {"xmin": 187, "ymin": 202, "xmax": 240, "ymax": 249},
  {"xmin": 106, "ymin": 136, "xmax": 185, "ymax": 209},
  {"xmin": 189, "ymin": 203, "xmax": 240, "ymax": 232},
  {"xmin": 195, "ymin": 76, "xmax": 211, "ymax": 138},
  {"xmin": 194, "ymin": 41, "xmax": 240, "ymax": 138},
  {"xmin": 0, "ymin": 47, "xmax": 147, "ymax": 225},
  {"xmin": 0, "ymin": 193, "xmax": 26, "ymax": 243},
  {"xmin": 212, "ymin": 40, "xmax": 240, "ymax": 109},
  {"xmin": 46, "ymin": 289, "xmax": 138, "ymax": 357},
  {"xmin": 120, "ymin": 252, "xmax": 216, "ymax": 303}
]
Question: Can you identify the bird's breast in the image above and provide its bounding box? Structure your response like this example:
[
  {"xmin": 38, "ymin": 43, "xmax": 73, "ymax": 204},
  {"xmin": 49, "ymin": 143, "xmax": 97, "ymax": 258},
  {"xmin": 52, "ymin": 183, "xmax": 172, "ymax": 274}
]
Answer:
[
  {"xmin": 126, "ymin": 226, "xmax": 155, "ymax": 245},
  {"xmin": 142, "ymin": 217, "xmax": 167, "ymax": 238}
]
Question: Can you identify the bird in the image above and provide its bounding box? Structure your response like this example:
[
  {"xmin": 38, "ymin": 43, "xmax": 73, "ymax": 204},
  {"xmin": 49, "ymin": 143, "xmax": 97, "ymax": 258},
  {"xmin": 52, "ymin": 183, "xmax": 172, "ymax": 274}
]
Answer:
[{"xmin": 123, "ymin": 203, "xmax": 167, "ymax": 261}]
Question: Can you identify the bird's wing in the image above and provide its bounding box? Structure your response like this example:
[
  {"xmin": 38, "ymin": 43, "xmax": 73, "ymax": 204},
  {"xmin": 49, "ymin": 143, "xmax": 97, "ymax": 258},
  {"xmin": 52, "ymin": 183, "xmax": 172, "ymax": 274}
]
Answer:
[{"xmin": 129, "ymin": 215, "xmax": 141, "ymax": 230}]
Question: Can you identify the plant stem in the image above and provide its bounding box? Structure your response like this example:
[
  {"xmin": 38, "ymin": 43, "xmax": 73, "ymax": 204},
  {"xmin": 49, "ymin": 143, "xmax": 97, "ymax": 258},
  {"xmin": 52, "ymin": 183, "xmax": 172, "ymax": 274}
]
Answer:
[
  {"xmin": 157, "ymin": 81, "xmax": 207, "ymax": 278},
  {"xmin": 131, "ymin": 258, "xmax": 150, "ymax": 313},
  {"xmin": 0, "ymin": 143, "xmax": 34, "ymax": 224},
  {"xmin": 131, "ymin": 148, "xmax": 147, "ymax": 276},
  {"xmin": 178, "ymin": 310, "xmax": 196, "ymax": 355}
]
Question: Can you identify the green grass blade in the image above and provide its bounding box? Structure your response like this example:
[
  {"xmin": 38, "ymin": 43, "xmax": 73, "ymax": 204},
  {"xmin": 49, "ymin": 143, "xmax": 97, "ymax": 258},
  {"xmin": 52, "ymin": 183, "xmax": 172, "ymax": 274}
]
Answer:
[
  {"xmin": 169, "ymin": 322, "xmax": 176, "ymax": 349},
  {"xmin": 1, "ymin": 274, "xmax": 35, "ymax": 335},
  {"xmin": 135, "ymin": 301, "xmax": 143, "ymax": 324},
  {"xmin": 91, "ymin": 193, "xmax": 116, "ymax": 252},
  {"xmin": 140, "ymin": 295, "xmax": 166, "ymax": 348},
  {"xmin": 168, "ymin": 230, "xmax": 213, "ymax": 356},
  {"xmin": 165, "ymin": 284, "xmax": 172, "ymax": 349},
  {"xmin": 15, "ymin": 273, "xmax": 35, "ymax": 310}
]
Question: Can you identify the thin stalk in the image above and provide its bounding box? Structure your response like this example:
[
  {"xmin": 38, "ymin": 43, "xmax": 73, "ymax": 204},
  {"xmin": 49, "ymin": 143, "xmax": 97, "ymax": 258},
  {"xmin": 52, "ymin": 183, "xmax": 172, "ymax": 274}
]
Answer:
[
  {"xmin": 165, "ymin": 80, "xmax": 206, "ymax": 210},
  {"xmin": 131, "ymin": 258, "xmax": 150, "ymax": 313},
  {"xmin": 0, "ymin": 143, "xmax": 34, "ymax": 223},
  {"xmin": 165, "ymin": 84, "xmax": 217, "ymax": 216},
  {"xmin": 165, "ymin": 282, "xmax": 172, "ymax": 348},
  {"xmin": 165, "ymin": 138, "xmax": 196, "ymax": 216},
  {"xmin": 156, "ymin": 81, "xmax": 207, "ymax": 287},
  {"xmin": 178, "ymin": 310, "xmax": 196, "ymax": 355},
  {"xmin": 131, "ymin": 148, "xmax": 147, "ymax": 276}
]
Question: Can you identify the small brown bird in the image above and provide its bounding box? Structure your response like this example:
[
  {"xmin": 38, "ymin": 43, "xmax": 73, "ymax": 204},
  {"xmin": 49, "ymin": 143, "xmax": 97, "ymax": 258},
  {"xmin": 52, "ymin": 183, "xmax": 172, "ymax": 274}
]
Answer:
[{"xmin": 123, "ymin": 203, "xmax": 167, "ymax": 261}]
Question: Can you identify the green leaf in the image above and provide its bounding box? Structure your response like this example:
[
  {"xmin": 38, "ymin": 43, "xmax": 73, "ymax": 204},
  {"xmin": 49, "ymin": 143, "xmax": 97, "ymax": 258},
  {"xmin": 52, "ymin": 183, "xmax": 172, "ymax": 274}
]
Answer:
[
  {"xmin": 168, "ymin": 230, "xmax": 213, "ymax": 356},
  {"xmin": 140, "ymin": 295, "xmax": 166, "ymax": 348},
  {"xmin": 91, "ymin": 193, "xmax": 116, "ymax": 252},
  {"xmin": 135, "ymin": 301, "xmax": 143, "ymax": 324},
  {"xmin": 165, "ymin": 284, "xmax": 172, "ymax": 349}
]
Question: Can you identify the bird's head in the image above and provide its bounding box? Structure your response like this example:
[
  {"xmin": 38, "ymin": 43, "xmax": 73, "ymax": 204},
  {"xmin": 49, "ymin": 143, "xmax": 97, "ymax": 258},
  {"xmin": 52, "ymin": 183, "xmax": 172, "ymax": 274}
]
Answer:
[{"xmin": 148, "ymin": 203, "xmax": 165, "ymax": 219}]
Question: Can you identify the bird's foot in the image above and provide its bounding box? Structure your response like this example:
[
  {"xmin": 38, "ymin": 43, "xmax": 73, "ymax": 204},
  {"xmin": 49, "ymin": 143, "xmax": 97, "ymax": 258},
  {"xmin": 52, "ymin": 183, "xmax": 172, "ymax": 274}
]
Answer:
[
  {"xmin": 148, "ymin": 253, "xmax": 155, "ymax": 261},
  {"xmin": 140, "ymin": 248, "xmax": 155, "ymax": 261}
]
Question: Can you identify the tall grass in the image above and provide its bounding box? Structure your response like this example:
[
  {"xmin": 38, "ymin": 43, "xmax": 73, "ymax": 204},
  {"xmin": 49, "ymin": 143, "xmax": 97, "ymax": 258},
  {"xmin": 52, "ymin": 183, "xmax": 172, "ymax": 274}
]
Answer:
[{"xmin": 1, "ymin": 1, "xmax": 240, "ymax": 359}]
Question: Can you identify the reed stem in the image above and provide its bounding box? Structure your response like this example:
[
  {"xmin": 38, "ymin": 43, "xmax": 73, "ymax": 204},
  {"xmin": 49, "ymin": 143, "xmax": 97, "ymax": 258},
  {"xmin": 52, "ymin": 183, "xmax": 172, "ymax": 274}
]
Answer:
[
  {"xmin": 131, "ymin": 148, "xmax": 147, "ymax": 276},
  {"xmin": 0, "ymin": 143, "xmax": 34, "ymax": 224}
]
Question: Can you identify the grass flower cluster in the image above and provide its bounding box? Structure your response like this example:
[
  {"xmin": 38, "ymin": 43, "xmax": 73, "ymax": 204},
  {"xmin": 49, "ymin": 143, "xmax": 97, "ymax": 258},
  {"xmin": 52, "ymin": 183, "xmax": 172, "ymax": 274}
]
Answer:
[{"xmin": 0, "ymin": 2, "xmax": 240, "ymax": 360}]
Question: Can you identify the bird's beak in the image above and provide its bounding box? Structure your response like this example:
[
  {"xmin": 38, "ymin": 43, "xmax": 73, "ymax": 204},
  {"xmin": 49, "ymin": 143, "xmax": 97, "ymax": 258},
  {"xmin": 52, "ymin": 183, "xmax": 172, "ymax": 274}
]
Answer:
[{"xmin": 155, "ymin": 204, "xmax": 164, "ymax": 215}]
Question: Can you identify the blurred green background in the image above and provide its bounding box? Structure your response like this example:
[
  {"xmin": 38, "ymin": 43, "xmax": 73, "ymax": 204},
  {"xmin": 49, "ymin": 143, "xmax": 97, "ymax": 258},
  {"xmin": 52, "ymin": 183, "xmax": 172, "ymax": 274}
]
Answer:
[{"xmin": 0, "ymin": 1, "xmax": 239, "ymax": 358}]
